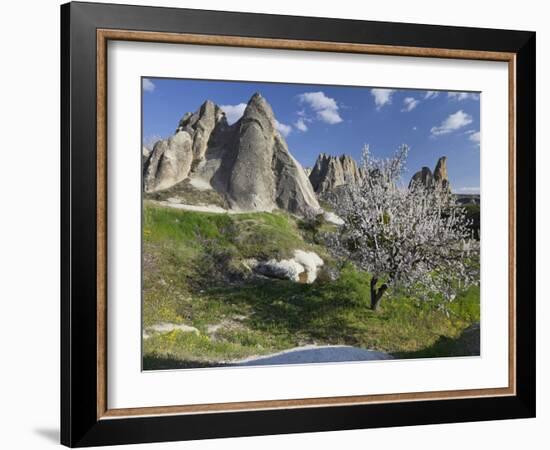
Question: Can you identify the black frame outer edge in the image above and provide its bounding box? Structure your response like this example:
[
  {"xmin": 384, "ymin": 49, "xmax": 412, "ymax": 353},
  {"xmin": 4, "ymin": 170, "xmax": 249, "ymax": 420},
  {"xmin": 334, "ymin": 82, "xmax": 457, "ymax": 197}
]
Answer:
[
  {"xmin": 514, "ymin": 33, "xmax": 536, "ymax": 417},
  {"xmin": 60, "ymin": 2, "xmax": 536, "ymax": 447},
  {"xmin": 60, "ymin": 2, "xmax": 71, "ymax": 447}
]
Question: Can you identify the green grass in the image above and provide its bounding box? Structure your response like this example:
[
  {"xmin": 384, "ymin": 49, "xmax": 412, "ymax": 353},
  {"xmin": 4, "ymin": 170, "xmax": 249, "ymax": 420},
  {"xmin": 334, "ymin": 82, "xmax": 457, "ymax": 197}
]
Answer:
[
  {"xmin": 143, "ymin": 203, "xmax": 235, "ymax": 243},
  {"xmin": 199, "ymin": 273, "xmax": 480, "ymax": 354},
  {"xmin": 144, "ymin": 329, "xmax": 273, "ymax": 365},
  {"xmin": 142, "ymin": 203, "xmax": 480, "ymax": 369}
]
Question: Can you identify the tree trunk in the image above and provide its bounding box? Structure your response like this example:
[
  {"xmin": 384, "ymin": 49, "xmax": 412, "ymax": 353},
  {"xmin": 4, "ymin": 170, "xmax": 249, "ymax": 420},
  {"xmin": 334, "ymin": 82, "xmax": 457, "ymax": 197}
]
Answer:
[{"xmin": 370, "ymin": 277, "xmax": 388, "ymax": 311}]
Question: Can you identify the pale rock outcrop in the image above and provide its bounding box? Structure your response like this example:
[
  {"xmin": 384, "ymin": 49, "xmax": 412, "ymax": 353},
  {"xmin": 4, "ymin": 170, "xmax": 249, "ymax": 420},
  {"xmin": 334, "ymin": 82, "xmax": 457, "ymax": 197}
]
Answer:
[
  {"xmin": 246, "ymin": 250, "xmax": 324, "ymax": 284},
  {"xmin": 293, "ymin": 250, "xmax": 324, "ymax": 283},
  {"xmin": 144, "ymin": 99, "xmax": 228, "ymax": 192},
  {"xmin": 409, "ymin": 166, "xmax": 434, "ymax": 189},
  {"xmin": 143, "ymin": 93, "xmax": 321, "ymax": 216},
  {"xmin": 309, "ymin": 153, "xmax": 364, "ymax": 194},
  {"xmin": 225, "ymin": 93, "xmax": 278, "ymax": 212},
  {"xmin": 251, "ymin": 258, "xmax": 306, "ymax": 282},
  {"xmin": 323, "ymin": 211, "xmax": 345, "ymax": 226},
  {"xmin": 175, "ymin": 100, "xmax": 228, "ymax": 160},
  {"xmin": 272, "ymin": 134, "xmax": 321, "ymax": 215},
  {"xmin": 408, "ymin": 156, "xmax": 451, "ymax": 192},
  {"xmin": 142, "ymin": 146, "xmax": 151, "ymax": 165},
  {"xmin": 434, "ymin": 156, "xmax": 451, "ymax": 192},
  {"xmin": 143, "ymin": 131, "xmax": 194, "ymax": 192}
]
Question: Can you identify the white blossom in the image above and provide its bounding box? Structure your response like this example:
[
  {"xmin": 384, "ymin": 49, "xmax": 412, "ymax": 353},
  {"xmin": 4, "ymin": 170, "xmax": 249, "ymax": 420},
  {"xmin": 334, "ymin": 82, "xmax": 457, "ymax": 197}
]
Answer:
[{"xmin": 326, "ymin": 144, "xmax": 479, "ymax": 309}]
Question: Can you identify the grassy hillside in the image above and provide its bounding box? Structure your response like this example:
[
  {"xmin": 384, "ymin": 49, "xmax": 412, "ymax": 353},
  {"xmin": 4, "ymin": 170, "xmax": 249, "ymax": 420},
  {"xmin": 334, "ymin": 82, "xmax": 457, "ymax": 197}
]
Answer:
[{"xmin": 142, "ymin": 202, "xmax": 480, "ymax": 370}]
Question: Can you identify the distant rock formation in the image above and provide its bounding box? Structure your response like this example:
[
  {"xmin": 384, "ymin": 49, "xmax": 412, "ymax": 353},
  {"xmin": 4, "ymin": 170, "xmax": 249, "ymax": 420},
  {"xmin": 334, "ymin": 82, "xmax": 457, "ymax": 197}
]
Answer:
[
  {"xmin": 409, "ymin": 166, "xmax": 434, "ymax": 189},
  {"xmin": 409, "ymin": 156, "xmax": 451, "ymax": 192},
  {"xmin": 309, "ymin": 153, "xmax": 364, "ymax": 194},
  {"xmin": 433, "ymin": 156, "xmax": 450, "ymax": 191},
  {"xmin": 143, "ymin": 93, "xmax": 321, "ymax": 216}
]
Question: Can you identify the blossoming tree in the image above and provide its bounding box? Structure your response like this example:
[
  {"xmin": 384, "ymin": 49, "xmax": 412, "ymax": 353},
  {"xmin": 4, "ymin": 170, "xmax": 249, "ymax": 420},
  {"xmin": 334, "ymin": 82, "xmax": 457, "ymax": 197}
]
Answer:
[{"xmin": 328, "ymin": 144, "xmax": 478, "ymax": 311}]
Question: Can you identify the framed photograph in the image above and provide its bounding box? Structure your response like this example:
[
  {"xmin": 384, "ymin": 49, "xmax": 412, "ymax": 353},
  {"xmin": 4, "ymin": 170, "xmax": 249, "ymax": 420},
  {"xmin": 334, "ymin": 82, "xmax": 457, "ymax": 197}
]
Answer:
[{"xmin": 61, "ymin": 1, "xmax": 536, "ymax": 447}]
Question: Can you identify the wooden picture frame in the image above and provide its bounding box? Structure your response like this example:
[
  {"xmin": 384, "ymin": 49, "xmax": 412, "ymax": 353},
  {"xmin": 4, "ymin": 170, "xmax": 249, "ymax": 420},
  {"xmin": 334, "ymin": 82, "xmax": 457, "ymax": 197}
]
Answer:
[{"xmin": 61, "ymin": 1, "xmax": 535, "ymax": 447}]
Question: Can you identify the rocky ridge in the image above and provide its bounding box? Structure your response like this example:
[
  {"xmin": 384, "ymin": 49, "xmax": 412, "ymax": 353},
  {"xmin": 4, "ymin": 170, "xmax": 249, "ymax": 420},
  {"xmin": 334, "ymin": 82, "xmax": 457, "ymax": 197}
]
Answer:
[
  {"xmin": 144, "ymin": 93, "xmax": 455, "ymax": 215},
  {"xmin": 143, "ymin": 93, "xmax": 321, "ymax": 216},
  {"xmin": 309, "ymin": 153, "xmax": 365, "ymax": 194},
  {"xmin": 409, "ymin": 156, "xmax": 451, "ymax": 191}
]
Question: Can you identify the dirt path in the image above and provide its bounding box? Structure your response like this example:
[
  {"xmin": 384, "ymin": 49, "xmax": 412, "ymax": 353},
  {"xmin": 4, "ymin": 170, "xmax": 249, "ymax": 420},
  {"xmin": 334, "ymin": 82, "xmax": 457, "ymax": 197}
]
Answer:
[
  {"xmin": 156, "ymin": 200, "xmax": 232, "ymax": 214},
  {"xmin": 232, "ymin": 345, "xmax": 393, "ymax": 366}
]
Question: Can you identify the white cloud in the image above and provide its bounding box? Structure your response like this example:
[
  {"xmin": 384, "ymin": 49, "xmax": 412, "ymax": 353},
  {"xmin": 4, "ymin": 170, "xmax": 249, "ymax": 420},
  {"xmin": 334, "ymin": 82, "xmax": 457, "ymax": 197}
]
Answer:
[
  {"xmin": 401, "ymin": 97, "xmax": 419, "ymax": 112},
  {"xmin": 431, "ymin": 110, "xmax": 473, "ymax": 136},
  {"xmin": 299, "ymin": 91, "xmax": 337, "ymax": 111},
  {"xmin": 142, "ymin": 78, "xmax": 155, "ymax": 92},
  {"xmin": 413, "ymin": 126, "xmax": 418, "ymax": 131},
  {"xmin": 317, "ymin": 109, "xmax": 343, "ymax": 124},
  {"xmin": 448, "ymin": 92, "xmax": 480, "ymax": 101},
  {"xmin": 371, "ymin": 88, "xmax": 396, "ymax": 109},
  {"xmin": 424, "ymin": 91, "xmax": 439, "ymax": 99},
  {"xmin": 274, "ymin": 119, "xmax": 292, "ymax": 137},
  {"xmin": 220, "ymin": 103, "xmax": 293, "ymax": 136},
  {"xmin": 298, "ymin": 91, "xmax": 343, "ymax": 124},
  {"xmin": 294, "ymin": 118, "xmax": 308, "ymax": 132},
  {"xmin": 468, "ymin": 130, "xmax": 481, "ymax": 144},
  {"xmin": 220, "ymin": 103, "xmax": 247, "ymax": 125}
]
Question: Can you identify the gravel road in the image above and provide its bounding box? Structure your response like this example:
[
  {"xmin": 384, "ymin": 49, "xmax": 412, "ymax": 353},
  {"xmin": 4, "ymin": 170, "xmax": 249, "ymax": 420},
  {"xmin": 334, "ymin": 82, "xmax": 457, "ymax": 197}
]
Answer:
[{"xmin": 233, "ymin": 345, "xmax": 393, "ymax": 366}]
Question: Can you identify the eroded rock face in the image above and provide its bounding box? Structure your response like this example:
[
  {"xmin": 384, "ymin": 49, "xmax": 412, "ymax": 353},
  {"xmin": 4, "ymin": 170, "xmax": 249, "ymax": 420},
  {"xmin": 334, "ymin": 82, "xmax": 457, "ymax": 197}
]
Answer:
[
  {"xmin": 143, "ymin": 131, "xmax": 194, "ymax": 192},
  {"xmin": 323, "ymin": 211, "xmax": 345, "ymax": 226},
  {"xmin": 225, "ymin": 93, "xmax": 278, "ymax": 212},
  {"xmin": 434, "ymin": 156, "xmax": 450, "ymax": 191},
  {"xmin": 409, "ymin": 166, "xmax": 434, "ymax": 189},
  {"xmin": 293, "ymin": 250, "xmax": 324, "ymax": 283},
  {"xmin": 309, "ymin": 153, "xmax": 364, "ymax": 194},
  {"xmin": 272, "ymin": 134, "xmax": 321, "ymax": 215},
  {"xmin": 143, "ymin": 93, "xmax": 321, "ymax": 216},
  {"xmin": 144, "ymin": 100, "xmax": 227, "ymax": 193},
  {"xmin": 246, "ymin": 250, "xmax": 324, "ymax": 284},
  {"xmin": 142, "ymin": 146, "xmax": 151, "ymax": 165},
  {"xmin": 224, "ymin": 94, "xmax": 320, "ymax": 215},
  {"xmin": 175, "ymin": 100, "xmax": 228, "ymax": 160},
  {"xmin": 408, "ymin": 156, "xmax": 451, "ymax": 192}
]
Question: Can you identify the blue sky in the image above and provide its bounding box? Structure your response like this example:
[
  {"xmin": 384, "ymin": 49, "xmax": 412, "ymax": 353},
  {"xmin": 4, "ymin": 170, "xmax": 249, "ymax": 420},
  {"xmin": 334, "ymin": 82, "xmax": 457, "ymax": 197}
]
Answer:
[{"xmin": 142, "ymin": 78, "xmax": 480, "ymax": 194}]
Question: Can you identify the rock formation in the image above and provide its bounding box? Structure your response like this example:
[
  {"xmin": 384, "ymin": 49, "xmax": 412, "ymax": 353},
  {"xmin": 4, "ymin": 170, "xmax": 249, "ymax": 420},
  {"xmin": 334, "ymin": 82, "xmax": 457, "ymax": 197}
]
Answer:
[
  {"xmin": 142, "ymin": 146, "xmax": 151, "ymax": 165},
  {"xmin": 175, "ymin": 100, "xmax": 228, "ymax": 160},
  {"xmin": 245, "ymin": 250, "xmax": 324, "ymax": 284},
  {"xmin": 409, "ymin": 156, "xmax": 451, "ymax": 192},
  {"xmin": 143, "ymin": 132, "xmax": 194, "ymax": 192},
  {"xmin": 143, "ymin": 100, "xmax": 229, "ymax": 192},
  {"xmin": 309, "ymin": 153, "xmax": 364, "ymax": 194},
  {"xmin": 143, "ymin": 93, "xmax": 321, "ymax": 216},
  {"xmin": 433, "ymin": 156, "xmax": 450, "ymax": 191},
  {"xmin": 409, "ymin": 166, "xmax": 434, "ymax": 189},
  {"xmin": 224, "ymin": 94, "xmax": 279, "ymax": 212}
]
